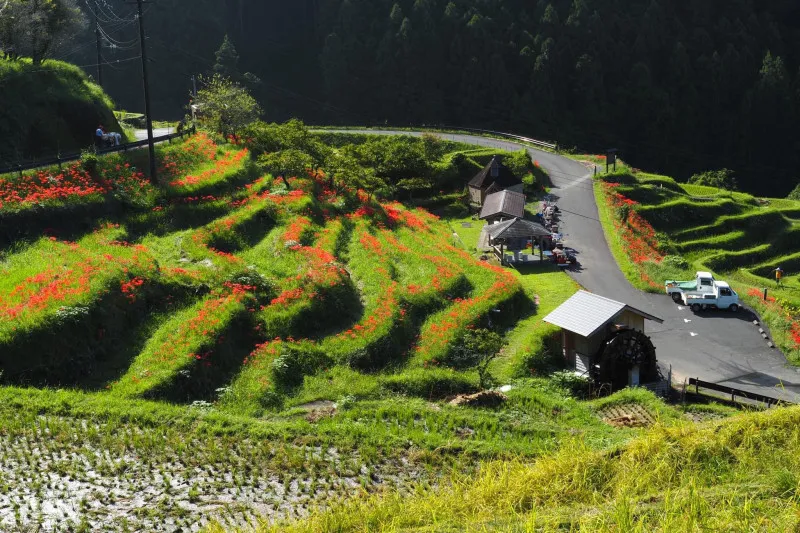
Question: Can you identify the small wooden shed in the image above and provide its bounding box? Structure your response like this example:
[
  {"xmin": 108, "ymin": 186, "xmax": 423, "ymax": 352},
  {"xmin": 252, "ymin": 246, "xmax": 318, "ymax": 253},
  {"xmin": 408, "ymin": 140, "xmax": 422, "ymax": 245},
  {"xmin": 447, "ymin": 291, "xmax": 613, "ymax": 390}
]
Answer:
[
  {"xmin": 543, "ymin": 291, "xmax": 664, "ymax": 391},
  {"xmin": 479, "ymin": 190, "xmax": 526, "ymax": 223},
  {"xmin": 468, "ymin": 157, "xmax": 523, "ymax": 206}
]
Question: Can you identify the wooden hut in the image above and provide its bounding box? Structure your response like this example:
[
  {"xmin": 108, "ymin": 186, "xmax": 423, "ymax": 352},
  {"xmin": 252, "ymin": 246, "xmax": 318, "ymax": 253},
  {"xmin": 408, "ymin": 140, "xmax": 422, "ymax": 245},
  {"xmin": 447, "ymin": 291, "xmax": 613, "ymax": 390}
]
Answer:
[
  {"xmin": 468, "ymin": 156, "xmax": 523, "ymax": 206},
  {"xmin": 543, "ymin": 291, "xmax": 664, "ymax": 392},
  {"xmin": 484, "ymin": 217, "xmax": 551, "ymax": 264},
  {"xmin": 479, "ymin": 190, "xmax": 526, "ymax": 223}
]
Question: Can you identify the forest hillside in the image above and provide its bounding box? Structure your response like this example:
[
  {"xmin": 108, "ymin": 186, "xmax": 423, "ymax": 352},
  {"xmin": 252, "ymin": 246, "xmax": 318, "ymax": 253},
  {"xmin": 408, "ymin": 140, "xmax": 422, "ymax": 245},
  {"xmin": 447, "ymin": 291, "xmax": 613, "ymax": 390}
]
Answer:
[{"xmin": 56, "ymin": 0, "xmax": 800, "ymax": 195}]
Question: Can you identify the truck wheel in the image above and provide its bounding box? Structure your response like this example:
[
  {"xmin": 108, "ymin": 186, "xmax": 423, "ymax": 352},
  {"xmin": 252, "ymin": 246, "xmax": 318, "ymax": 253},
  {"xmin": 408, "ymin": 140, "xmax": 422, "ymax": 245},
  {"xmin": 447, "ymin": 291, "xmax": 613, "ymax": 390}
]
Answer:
[
  {"xmin": 671, "ymin": 292, "xmax": 682, "ymax": 303},
  {"xmin": 729, "ymin": 304, "xmax": 739, "ymax": 312},
  {"xmin": 691, "ymin": 303, "xmax": 701, "ymax": 313}
]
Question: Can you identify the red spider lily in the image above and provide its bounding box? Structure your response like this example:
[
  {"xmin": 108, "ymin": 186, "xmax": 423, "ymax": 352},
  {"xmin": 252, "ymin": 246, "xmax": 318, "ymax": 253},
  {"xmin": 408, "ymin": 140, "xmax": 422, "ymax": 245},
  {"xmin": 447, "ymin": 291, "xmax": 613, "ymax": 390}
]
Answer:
[
  {"xmin": 600, "ymin": 182, "xmax": 663, "ymax": 266},
  {"xmin": 169, "ymin": 148, "xmax": 249, "ymax": 189}
]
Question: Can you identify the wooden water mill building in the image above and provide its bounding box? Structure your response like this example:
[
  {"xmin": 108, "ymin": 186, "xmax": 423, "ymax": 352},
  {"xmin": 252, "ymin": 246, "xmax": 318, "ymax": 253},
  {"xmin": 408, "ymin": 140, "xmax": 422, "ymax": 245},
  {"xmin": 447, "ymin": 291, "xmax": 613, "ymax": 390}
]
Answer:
[{"xmin": 543, "ymin": 291, "xmax": 666, "ymax": 393}]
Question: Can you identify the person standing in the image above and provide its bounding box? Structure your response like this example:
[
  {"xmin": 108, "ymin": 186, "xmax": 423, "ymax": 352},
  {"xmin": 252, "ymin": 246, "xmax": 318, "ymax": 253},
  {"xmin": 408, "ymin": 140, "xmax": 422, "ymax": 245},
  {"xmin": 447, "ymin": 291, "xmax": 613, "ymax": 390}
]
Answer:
[{"xmin": 772, "ymin": 266, "xmax": 784, "ymax": 287}]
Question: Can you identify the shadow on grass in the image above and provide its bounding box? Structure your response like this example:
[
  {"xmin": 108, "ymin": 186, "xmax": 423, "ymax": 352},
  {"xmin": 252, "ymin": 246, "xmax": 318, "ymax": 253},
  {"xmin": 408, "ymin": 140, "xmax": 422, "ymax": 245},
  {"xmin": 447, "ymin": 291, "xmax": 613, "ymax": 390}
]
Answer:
[
  {"xmin": 123, "ymin": 202, "xmax": 235, "ymax": 240},
  {"xmin": 0, "ymin": 285, "xmax": 202, "ymax": 390},
  {"xmin": 207, "ymin": 211, "xmax": 276, "ymax": 254},
  {"xmin": 0, "ymin": 201, "xmax": 115, "ymax": 252},
  {"xmin": 144, "ymin": 314, "xmax": 262, "ymax": 404}
]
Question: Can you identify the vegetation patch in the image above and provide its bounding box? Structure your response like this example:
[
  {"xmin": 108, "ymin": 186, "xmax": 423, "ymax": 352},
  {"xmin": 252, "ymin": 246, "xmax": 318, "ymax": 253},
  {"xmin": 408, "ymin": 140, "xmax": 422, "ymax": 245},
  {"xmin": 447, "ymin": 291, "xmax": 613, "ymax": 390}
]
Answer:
[
  {"xmin": 264, "ymin": 405, "xmax": 800, "ymax": 532},
  {"xmin": 594, "ymin": 167, "xmax": 800, "ymax": 362}
]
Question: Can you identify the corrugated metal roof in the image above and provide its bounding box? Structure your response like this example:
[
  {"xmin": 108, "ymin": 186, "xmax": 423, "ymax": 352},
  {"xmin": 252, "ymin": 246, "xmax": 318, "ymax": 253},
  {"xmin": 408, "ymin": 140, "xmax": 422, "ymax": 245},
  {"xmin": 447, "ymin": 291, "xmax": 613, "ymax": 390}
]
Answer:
[
  {"xmin": 479, "ymin": 190, "xmax": 526, "ymax": 220},
  {"xmin": 485, "ymin": 218, "xmax": 551, "ymax": 240},
  {"xmin": 542, "ymin": 290, "xmax": 663, "ymax": 338}
]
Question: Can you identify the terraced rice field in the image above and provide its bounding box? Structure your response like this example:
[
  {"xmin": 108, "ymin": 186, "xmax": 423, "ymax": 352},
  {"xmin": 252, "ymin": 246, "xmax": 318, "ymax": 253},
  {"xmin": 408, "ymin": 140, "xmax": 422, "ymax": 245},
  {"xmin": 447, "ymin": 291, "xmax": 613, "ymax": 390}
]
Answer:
[
  {"xmin": 595, "ymin": 170, "xmax": 800, "ymax": 361},
  {"xmin": 0, "ymin": 131, "xmax": 601, "ymax": 529}
]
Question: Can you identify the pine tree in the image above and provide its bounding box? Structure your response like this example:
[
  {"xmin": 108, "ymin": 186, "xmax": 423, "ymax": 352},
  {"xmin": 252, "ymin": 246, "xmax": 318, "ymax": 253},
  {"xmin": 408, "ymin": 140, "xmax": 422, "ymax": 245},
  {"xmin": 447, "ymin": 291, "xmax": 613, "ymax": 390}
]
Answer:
[{"xmin": 213, "ymin": 35, "xmax": 241, "ymax": 81}]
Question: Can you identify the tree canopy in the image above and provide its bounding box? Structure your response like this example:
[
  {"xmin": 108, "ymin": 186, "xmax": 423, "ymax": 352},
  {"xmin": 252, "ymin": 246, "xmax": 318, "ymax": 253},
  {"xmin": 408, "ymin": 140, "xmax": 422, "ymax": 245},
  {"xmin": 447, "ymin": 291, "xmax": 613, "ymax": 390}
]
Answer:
[
  {"xmin": 194, "ymin": 74, "xmax": 261, "ymax": 137},
  {"xmin": 1, "ymin": 0, "xmax": 86, "ymax": 64},
  {"xmin": 50, "ymin": 0, "xmax": 800, "ymax": 195}
]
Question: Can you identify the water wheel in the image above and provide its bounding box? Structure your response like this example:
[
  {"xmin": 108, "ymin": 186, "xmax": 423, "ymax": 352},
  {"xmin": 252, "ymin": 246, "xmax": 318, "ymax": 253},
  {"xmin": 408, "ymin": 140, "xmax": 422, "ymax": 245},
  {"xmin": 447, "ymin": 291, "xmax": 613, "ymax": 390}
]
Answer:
[{"xmin": 592, "ymin": 329, "xmax": 657, "ymax": 391}]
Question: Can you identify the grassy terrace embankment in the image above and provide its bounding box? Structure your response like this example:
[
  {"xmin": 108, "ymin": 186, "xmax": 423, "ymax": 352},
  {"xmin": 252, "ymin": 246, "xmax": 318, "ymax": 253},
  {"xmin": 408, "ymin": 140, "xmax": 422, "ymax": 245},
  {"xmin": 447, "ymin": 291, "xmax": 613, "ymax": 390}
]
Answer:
[
  {"xmin": 0, "ymin": 128, "xmax": 643, "ymax": 530},
  {"xmin": 263, "ymin": 403, "xmax": 800, "ymax": 532},
  {"xmin": 0, "ymin": 59, "xmax": 123, "ymax": 165},
  {"xmin": 591, "ymin": 165, "xmax": 800, "ymax": 362}
]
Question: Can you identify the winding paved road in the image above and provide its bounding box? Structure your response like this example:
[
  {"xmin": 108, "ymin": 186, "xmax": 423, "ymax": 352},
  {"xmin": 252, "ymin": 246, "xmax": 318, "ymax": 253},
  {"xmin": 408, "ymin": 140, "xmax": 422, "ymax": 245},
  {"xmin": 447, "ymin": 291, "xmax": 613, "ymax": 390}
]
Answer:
[
  {"xmin": 134, "ymin": 127, "xmax": 174, "ymax": 141},
  {"xmin": 338, "ymin": 129, "xmax": 800, "ymax": 402}
]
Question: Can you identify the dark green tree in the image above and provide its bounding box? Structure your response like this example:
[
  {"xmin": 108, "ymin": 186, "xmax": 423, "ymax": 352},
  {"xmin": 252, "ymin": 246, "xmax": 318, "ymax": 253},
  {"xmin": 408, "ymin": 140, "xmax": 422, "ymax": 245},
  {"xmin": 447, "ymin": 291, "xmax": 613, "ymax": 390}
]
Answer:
[
  {"xmin": 447, "ymin": 329, "xmax": 504, "ymax": 389},
  {"xmin": 213, "ymin": 35, "xmax": 240, "ymax": 79},
  {"xmin": 195, "ymin": 74, "xmax": 261, "ymax": 137},
  {"xmin": 258, "ymin": 149, "xmax": 314, "ymax": 189}
]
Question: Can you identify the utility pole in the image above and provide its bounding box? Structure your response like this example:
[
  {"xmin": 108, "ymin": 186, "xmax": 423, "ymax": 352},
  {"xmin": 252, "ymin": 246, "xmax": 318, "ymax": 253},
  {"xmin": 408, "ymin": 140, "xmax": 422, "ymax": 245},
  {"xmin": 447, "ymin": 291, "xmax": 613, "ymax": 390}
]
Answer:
[
  {"xmin": 135, "ymin": 0, "xmax": 156, "ymax": 182},
  {"xmin": 94, "ymin": 6, "xmax": 103, "ymax": 87}
]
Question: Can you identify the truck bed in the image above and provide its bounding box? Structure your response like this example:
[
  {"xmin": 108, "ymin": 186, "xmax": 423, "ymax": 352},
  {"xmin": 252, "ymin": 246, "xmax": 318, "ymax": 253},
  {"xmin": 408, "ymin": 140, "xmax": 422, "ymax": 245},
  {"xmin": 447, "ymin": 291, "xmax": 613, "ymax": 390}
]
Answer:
[{"xmin": 666, "ymin": 280, "xmax": 697, "ymax": 291}]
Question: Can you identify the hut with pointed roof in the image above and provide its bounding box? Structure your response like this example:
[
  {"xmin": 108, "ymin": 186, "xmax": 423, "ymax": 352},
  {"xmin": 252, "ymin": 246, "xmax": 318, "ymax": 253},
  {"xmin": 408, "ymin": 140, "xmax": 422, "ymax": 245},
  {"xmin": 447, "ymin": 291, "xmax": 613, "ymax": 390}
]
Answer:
[{"xmin": 468, "ymin": 156, "xmax": 523, "ymax": 206}]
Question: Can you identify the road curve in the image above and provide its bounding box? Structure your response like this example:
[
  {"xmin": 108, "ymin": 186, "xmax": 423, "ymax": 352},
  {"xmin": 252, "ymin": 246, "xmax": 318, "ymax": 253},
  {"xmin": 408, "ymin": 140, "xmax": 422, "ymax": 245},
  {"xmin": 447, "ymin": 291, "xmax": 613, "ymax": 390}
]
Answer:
[{"xmin": 333, "ymin": 129, "xmax": 800, "ymax": 402}]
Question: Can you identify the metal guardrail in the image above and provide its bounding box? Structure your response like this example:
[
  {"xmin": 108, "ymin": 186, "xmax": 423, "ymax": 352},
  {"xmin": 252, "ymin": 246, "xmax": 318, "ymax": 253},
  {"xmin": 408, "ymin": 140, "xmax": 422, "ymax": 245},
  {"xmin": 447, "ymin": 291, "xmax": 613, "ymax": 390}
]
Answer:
[
  {"xmin": 0, "ymin": 127, "xmax": 195, "ymax": 176},
  {"xmin": 317, "ymin": 124, "xmax": 558, "ymax": 151},
  {"xmin": 687, "ymin": 377, "xmax": 792, "ymax": 407},
  {"xmin": 449, "ymin": 126, "xmax": 558, "ymax": 150}
]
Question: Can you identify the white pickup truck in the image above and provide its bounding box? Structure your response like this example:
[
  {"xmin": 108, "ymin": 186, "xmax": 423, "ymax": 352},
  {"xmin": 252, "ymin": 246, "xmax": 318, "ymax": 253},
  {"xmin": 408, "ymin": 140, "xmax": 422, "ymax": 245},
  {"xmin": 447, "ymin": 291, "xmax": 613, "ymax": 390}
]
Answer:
[
  {"xmin": 681, "ymin": 281, "xmax": 739, "ymax": 312},
  {"xmin": 665, "ymin": 272, "xmax": 739, "ymax": 312},
  {"xmin": 665, "ymin": 271, "xmax": 716, "ymax": 302}
]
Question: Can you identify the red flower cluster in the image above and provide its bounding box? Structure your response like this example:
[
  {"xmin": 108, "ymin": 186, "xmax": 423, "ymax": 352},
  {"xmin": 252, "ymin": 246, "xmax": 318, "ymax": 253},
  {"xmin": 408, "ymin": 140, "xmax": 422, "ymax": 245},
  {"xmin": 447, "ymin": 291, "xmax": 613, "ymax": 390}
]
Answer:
[
  {"xmin": 0, "ymin": 237, "xmax": 157, "ymax": 325},
  {"xmin": 746, "ymin": 287, "xmax": 800, "ymax": 347},
  {"xmin": 0, "ymin": 164, "xmax": 104, "ymax": 210},
  {"xmin": 169, "ymin": 148, "xmax": 249, "ymax": 189},
  {"xmin": 145, "ymin": 287, "xmax": 248, "ymax": 372},
  {"xmin": 282, "ymin": 217, "xmax": 312, "ymax": 244},
  {"xmin": 601, "ymin": 182, "xmax": 663, "ymax": 268},
  {"xmin": 120, "ymin": 277, "xmax": 145, "ymax": 302},
  {"xmin": 359, "ymin": 232, "xmax": 384, "ymax": 256},
  {"xmin": 159, "ymin": 133, "xmax": 218, "ymax": 179}
]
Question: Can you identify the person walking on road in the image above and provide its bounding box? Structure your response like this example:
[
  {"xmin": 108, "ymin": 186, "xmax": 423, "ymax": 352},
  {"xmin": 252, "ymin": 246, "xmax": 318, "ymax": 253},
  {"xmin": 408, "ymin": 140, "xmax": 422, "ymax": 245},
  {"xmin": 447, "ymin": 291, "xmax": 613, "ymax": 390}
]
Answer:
[{"xmin": 772, "ymin": 266, "xmax": 784, "ymax": 287}]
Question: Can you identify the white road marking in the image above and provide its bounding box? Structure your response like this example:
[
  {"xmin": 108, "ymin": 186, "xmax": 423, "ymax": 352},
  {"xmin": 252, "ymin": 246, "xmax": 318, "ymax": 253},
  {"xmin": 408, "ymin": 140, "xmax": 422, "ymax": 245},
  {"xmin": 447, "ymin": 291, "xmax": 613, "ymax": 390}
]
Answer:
[
  {"xmin": 690, "ymin": 332, "xmax": 698, "ymax": 337},
  {"xmin": 684, "ymin": 318, "xmax": 692, "ymax": 323},
  {"xmin": 677, "ymin": 306, "xmax": 684, "ymax": 311}
]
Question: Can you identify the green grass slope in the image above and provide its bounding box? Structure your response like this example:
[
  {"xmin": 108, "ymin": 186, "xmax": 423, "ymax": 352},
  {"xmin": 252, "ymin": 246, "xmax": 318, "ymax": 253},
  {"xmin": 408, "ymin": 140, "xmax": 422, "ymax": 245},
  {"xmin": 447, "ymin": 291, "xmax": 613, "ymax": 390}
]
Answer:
[
  {"xmin": 262, "ymin": 404, "xmax": 800, "ymax": 532},
  {"xmin": 0, "ymin": 59, "xmax": 122, "ymax": 164},
  {"xmin": 593, "ymin": 168, "xmax": 800, "ymax": 361},
  {"xmin": 0, "ymin": 130, "xmax": 623, "ymax": 529}
]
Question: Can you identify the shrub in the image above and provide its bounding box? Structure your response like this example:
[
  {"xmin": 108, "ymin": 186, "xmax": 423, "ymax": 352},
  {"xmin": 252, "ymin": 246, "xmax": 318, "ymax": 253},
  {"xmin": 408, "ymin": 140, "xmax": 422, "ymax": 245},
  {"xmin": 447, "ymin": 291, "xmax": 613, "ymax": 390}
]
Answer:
[
  {"xmin": 662, "ymin": 255, "xmax": 689, "ymax": 269},
  {"xmin": 550, "ymin": 370, "xmax": 591, "ymax": 398},
  {"xmin": 443, "ymin": 329, "xmax": 504, "ymax": 389},
  {"xmin": 270, "ymin": 343, "xmax": 333, "ymax": 390},
  {"xmin": 521, "ymin": 333, "xmax": 564, "ymax": 376},
  {"xmin": 688, "ymin": 169, "xmax": 738, "ymax": 191},
  {"xmin": 787, "ymin": 183, "xmax": 800, "ymax": 200},
  {"xmin": 79, "ymin": 150, "xmax": 99, "ymax": 176},
  {"xmin": 380, "ymin": 368, "xmax": 477, "ymax": 399},
  {"xmin": 194, "ymin": 74, "xmax": 261, "ymax": 137},
  {"xmin": 504, "ymin": 149, "xmax": 533, "ymax": 178}
]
